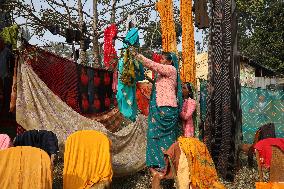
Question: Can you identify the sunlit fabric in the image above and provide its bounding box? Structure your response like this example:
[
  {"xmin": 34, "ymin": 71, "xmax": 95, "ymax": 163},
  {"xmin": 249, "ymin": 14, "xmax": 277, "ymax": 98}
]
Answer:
[
  {"xmin": 63, "ymin": 130, "xmax": 112, "ymax": 189},
  {"xmin": 0, "ymin": 146, "xmax": 52, "ymax": 188}
]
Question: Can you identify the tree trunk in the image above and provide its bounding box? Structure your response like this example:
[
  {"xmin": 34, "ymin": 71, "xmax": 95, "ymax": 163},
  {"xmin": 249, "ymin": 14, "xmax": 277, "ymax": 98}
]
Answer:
[
  {"xmin": 111, "ymin": 0, "xmax": 117, "ymax": 23},
  {"xmin": 65, "ymin": 1, "xmax": 75, "ymax": 60},
  {"xmin": 78, "ymin": 0, "xmax": 87, "ymax": 65},
  {"xmin": 93, "ymin": 0, "xmax": 100, "ymax": 67}
]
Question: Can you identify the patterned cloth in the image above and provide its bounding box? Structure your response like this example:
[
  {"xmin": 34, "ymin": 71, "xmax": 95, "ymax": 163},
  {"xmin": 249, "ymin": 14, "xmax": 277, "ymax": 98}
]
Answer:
[
  {"xmin": 240, "ymin": 62, "xmax": 255, "ymax": 87},
  {"xmin": 178, "ymin": 137, "xmax": 225, "ymax": 189},
  {"xmin": 200, "ymin": 80, "xmax": 207, "ymax": 122},
  {"xmin": 180, "ymin": 98, "xmax": 196, "ymax": 137},
  {"xmin": 103, "ymin": 24, "xmax": 118, "ymax": 69},
  {"xmin": 16, "ymin": 60, "xmax": 148, "ymax": 176},
  {"xmin": 63, "ymin": 130, "xmax": 112, "ymax": 189},
  {"xmin": 241, "ymin": 87, "xmax": 284, "ymax": 143},
  {"xmin": 203, "ymin": 0, "xmax": 241, "ymax": 180},
  {"xmin": 146, "ymin": 53, "xmax": 183, "ymax": 168},
  {"xmin": 146, "ymin": 106, "xmax": 179, "ymax": 168},
  {"xmin": 0, "ymin": 134, "xmax": 12, "ymax": 150},
  {"xmin": 86, "ymin": 107, "xmax": 124, "ymax": 133},
  {"xmin": 0, "ymin": 146, "xmax": 52, "ymax": 188},
  {"xmin": 78, "ymin": 66, "xmax": 113, "ymax": 114},
  {"xmin": 200, "ymin": 80, "xmax": 284, "ymax": 143},
  {"xmin": 116, "ymin": 28, "xmax": 144, "ymax": 121},
  {"xmin": 16, "ymin": 125, "xmax": 26, "ymax": 135},
  {"xmin": 136, "ymin": 82, "xmax": 152, "ymax": 116},
  {"xmin": 138, "ymin": 54, "xmax": 178, "ymax": 108},
  {"xmin": 25, "ymin": 45, "xmax": 80, "ymax": 112},
  {"xmin": 156, "ymin": 0, "xmax": 177, "ymax": 53},
  {"xmin": 180, "ymin": 0, "xmax": 196, "ymax": 85}
]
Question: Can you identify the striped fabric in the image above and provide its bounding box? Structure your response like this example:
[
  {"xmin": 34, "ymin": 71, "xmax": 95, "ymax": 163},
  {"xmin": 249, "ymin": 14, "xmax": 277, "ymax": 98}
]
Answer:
[
  {"xmin": 204, "ymin": 0, "xmax": 240, "ymax": 181},
  {"xmin": 25, "ymin": 45, "xmax": 80, "ymax": 112}
]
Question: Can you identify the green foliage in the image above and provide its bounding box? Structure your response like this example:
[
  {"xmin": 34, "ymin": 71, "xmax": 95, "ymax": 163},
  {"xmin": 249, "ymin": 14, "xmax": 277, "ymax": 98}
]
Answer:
[
  {"xmin": 142, "ymin": 21, "xmax": 182, "ymax": 51},
  {"xmin": 237, "ymin": 0, "xmax": 284, "ymax": 74}
]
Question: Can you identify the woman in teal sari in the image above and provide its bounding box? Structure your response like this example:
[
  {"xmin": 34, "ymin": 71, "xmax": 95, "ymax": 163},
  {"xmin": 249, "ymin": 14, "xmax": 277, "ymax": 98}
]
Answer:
[{"xmin": 132, "ymin": 51, "xmax": 183, "ymax": 176}]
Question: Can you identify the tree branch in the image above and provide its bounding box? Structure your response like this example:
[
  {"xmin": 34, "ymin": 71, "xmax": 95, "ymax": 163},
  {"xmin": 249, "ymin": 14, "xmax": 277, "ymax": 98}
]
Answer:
[
  {"xmin": 45, "ymin": 0, "xmax": 93, "ymax": 19},
  {"xmin": 97, "ymin": 3, "xmax": 155, "ymax": 37},
  {"xmin": 45, "ymin": 0, "xmax": 70, "ymax": 24},
  {"xmin": 116, "ymin": 3, "xmax": 155, "ymax": 26},
  {"xmin": 99, "ymin": 0, "xmax": 140, "ymax": 15}
]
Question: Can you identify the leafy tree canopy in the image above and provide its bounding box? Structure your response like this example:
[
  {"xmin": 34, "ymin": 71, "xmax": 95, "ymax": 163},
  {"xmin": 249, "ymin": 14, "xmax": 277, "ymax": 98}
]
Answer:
[{"xmin": 237, "ymin": 0, "xmax": 284, "ymax": 74}]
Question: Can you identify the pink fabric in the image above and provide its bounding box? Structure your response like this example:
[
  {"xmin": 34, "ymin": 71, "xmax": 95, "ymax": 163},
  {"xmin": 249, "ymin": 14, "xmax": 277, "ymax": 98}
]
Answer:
[
  {"xmin": 180, "ymin": 98, "xmax": 196, "ymax": 137},
  {"xmin": 112, "ymin": 69, "xmax": 118, "ymax": 92},
  {"xmin": 138, "ymin": 55, "xmax": 177, "ymax": 107},
  {"xmin": 0, "ymin": 134, "xmax": 12, "ymax": 150},
  {"xmin": 254, "ymin": 138, "xmax": 284, "ymax": 168}
]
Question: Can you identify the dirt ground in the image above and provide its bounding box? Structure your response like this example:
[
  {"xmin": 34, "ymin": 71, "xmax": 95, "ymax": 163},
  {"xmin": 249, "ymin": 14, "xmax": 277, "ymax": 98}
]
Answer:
[{"xmin": 53, "ymin": 153, "xmax": 268, "ymax": 189}]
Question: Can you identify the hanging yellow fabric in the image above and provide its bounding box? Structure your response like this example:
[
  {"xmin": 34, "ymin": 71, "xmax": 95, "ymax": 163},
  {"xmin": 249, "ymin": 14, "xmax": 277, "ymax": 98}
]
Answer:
[
  {"xmin": 156, "ymin": 0, "xmax": 177, "ymax": 53},
  {"xmin": 63, "ymin": 130, "xmax": 113, "ymax": 189},
  {"xmin": 180, "ymin": 0, "xmax": 196, "ymax": 85},
  {"xmin": 120, "ymin": 49, "xmax": 136, "ymax": 86}
]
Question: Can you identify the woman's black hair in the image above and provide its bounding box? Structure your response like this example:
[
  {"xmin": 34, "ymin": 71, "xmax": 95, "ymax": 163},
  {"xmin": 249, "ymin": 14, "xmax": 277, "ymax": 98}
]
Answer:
[
  {"xmin": 161, "ymin": 51, "xmax": 173, "ymax": 61},
  {"xmin": 161, "ymin": 52, "xmax": 174, "ymax": 66},
  {"xmin": 128, "ymin": 21, "xmax": 135, "ymax": 30},
  {"xmin": 184, "ymin": 83, "xmax": 194, "ymax": 99}
]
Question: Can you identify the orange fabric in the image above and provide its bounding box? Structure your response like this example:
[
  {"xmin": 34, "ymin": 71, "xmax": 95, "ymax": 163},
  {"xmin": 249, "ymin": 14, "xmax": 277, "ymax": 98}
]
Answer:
[
  {"xmin": 63, "ymin": 130, "xmax": 113, "ymax": 189},
  {"xmin": 180, "ymin": 0, "xmax": 196, "ymax": 85},
  {"xmin": 156, "ymin": 0, "xmax": 177, "ymax": 53},
  {"xmin": 136, "ymin": 82, "xmax": 152, "ymax": 116},
  {"xmin": 178, "ymin": 137, "xmax": 225, "ymax": 189},
  {"xmin": 0, "ymin": 146, "xmax": 52, "ymax": 188},
  {"xmin": 256, "ymin": 182, "xmax": 284, "ymax": 189}
]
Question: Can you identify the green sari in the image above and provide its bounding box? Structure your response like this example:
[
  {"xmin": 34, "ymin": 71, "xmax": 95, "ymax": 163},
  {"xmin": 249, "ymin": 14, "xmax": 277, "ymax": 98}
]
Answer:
[{"xmin": 146, "ymin": 53, "xmax": 183, "ymax": 169}]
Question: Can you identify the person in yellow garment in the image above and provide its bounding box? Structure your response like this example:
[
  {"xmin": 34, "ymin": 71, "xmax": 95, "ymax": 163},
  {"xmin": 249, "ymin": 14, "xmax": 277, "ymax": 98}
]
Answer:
[
  {"xmin": 0, "ymin": 146, "xmax": 52, "ymax": 188},
  {"xmin": 63, "ymin": 130, "xmax": 112, "ymax": 189}
]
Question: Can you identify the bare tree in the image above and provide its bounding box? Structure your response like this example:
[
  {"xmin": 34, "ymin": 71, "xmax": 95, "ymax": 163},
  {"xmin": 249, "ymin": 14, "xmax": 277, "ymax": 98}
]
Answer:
[
  {"xmin": 78, "ymin": 0, "xmax": 87, "ymax": 64},
  {"xmin": 6, "ymin": 0, "xmax": 156, "ymax": 67},
  {"xmin": 93, "ymin": 0, "xmax": 100, "ymax": 67}
]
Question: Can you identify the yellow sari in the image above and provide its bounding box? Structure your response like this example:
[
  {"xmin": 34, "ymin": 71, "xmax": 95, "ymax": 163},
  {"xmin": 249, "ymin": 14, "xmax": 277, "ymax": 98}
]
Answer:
[
  {"xmin": 0, "ymin": 146, "xmax": 52, "ymax": 189},
  {"xmin": 178, "ymin": 137, "xmax": 225, "ymax": 189},
  {"xmin": 63, "ymin": 130, "xmax": 113, "ymax": 189}
]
